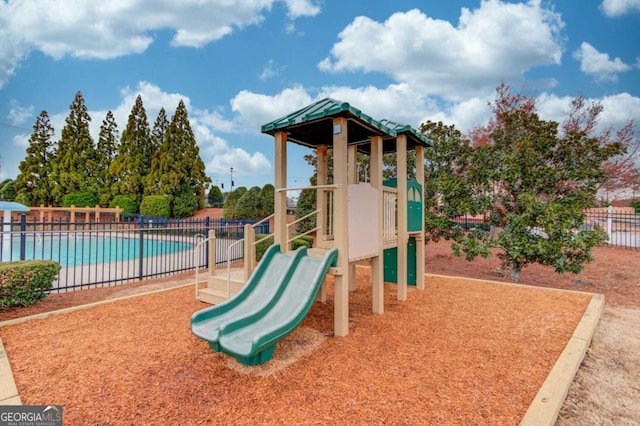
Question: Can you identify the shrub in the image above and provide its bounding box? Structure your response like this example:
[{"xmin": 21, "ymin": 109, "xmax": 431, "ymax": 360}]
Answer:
[
  {"xmin": 0, "ymin": 260, "xmax": 60, "ymax": 309},
  {"xmin": 109, "ymin": 195, "xmax": 138, "ymax": 214},
  {"xmin": 0, "ymin": 180, "xmax": 17, "ymax": 201},
  {"xmin": 140, "ymin": 195, "xmax": 170, "ymax": 218},
  {"xmin": 172, "ymin": 190, "xmax": 199, "ymax": 218},
  {"xmin": 631, "ymin": 200, "xmax": 640, "ymax": 213},
  {"xmin": 254, "ymin": 234, "xmax": 313, "ymax": 262},
  {"xmin": 62, "ymin": 192, "xmax": 98, "ymax": 208},
  {"xmin": 14, "ymin": 193, "xmax": 30, "ymax": 206}
]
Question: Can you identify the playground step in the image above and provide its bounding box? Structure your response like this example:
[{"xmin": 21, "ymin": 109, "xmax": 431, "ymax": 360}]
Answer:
[
  {"xmin": 197, "ymin": 286, "xmax": 241, "ymax": 305},
  {"xmin": 207, "ymin": 275, "xmax": 246, "ymax": 294}
]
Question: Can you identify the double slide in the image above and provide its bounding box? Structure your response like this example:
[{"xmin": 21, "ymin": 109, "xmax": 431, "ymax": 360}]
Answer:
[{"xmin": 190, "ymin": 244, "xmax": 338, "ymax": 365}]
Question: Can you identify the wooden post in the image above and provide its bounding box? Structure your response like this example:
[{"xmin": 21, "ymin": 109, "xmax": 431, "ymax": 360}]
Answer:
[
  {"xmin": 397, "ymin": 134, "xmax": 408, "ymax": 301},
  {"xmin": 208, "ymin": 229, "xmax": 216, "ymax": 277},
  {"xmin": 347, "ymin": 144, "xmax": 357, "ymax": 292},
  {"xmin": 274, "ymin": 131, "xmax": 288, "ymax": 252},
  {"xmin": 370, "ymin": 135, "xmax": 384, "ymax": 314},
  {"xmin": 415, "ymin": 145, "xmax": 425, "ymax": 291},
  {"xmin": 333, "ymin": 117, "xmax": 349, "ymax": 337},
  {"xmin": 243, "ymin": 224, "xmax": 254, "ymax": 280},
  {"xmin": 316, "ymin": 145, "xmax": 328, "ymax": 303}
]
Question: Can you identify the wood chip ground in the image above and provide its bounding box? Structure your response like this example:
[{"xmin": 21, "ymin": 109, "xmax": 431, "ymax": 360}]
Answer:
[{"xmin": 0, "ymin": 267, "xmax": 590, "ymax": 425}]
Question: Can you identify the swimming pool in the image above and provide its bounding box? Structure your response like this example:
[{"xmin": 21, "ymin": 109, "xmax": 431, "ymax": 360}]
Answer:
[{"xmin": 5, "ymin": 234, "xmax": 194, "ymax": 266}]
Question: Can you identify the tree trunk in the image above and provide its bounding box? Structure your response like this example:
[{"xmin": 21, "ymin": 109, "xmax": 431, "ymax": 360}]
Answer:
[{"xmin": 511, "ymin": 265, "xmax": 521, "ymax": 282}]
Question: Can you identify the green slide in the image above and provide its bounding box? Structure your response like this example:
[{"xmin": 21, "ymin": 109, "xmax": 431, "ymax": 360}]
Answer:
[
  {"xmin": 217, "ymin": 247, "xmax": 338, "ymax": 365},
  {"xmin": 190, "ymin": 244, "xmax": 306, "ymax": 350}
]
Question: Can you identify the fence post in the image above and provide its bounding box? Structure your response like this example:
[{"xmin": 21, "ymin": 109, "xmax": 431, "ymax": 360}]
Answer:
[
  {"xmin": 138, "ymin": 215, "xmax": 144, "ymax": 280},
  {"xmin": 204, "ymin": 217, "xmax": 210, "ymax": 269},
  {"xmin": 19, "ymin": 214, "xmax": 27, "ymax": 261},
  {"xmin": 208, "ymin": 229, "xmax": 216, "ymax": 276},
  {"xmin": 607, "ymin": 205, "xmax": 613, "ymax": 244}
]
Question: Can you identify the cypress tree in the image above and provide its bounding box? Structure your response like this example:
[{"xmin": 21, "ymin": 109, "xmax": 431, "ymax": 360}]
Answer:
[
  {"xmin": 154, "ymin": 100, "xmax": 210, "ymax": 209},
  {"xmin": 96, "ymin": 111, "xmax": 119, "ymax": 206},
  {"xmin": 146, "ymin": 108, "xmax": 170, "ymax": 195},
  {"xmin": 15, "ymin": 111, "xmax": 56, "ymax": 206},
  {"xmin": 51, "ymin": 91, "xmax": 96, "ymax": 204},
  {"xmin": 109, "ymin": 95, "xmax": 151, "ymax": 205}
]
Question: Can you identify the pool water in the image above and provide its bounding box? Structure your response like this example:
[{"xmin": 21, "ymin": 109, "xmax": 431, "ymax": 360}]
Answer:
[{"xmin": 7, "ymin": 235, "xmax": 193, "ymax": 266}]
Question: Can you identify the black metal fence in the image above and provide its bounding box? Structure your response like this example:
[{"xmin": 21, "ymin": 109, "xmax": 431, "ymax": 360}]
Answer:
[
  {"xmin": 451, "ymin": 210, "xmax": 639, "ymax": 250},
  {"xmin": 0, "ymin": 216, "xmax": 269, "ymax": 292}
]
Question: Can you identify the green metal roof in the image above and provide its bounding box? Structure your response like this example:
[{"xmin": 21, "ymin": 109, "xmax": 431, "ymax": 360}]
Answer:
[{"xmin": 261, "ymin": 98, "xmax": 432, "ymax": 154}]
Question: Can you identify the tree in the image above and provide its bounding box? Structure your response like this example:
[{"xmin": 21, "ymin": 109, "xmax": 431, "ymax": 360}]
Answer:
[
  {"xmin": 146, "ymin": 108, "xmax": 170, "ymax": 195},
  {"xmin": 109, "ymin": 95, "xmax": 151, "ymax": 205},
  {"xmin": 50, "ymin": 91, "xmax": 96, "ymax": 204},
  {"xmin": 172, "ymin": 183, "xmax": 200, "ymax": 218},
  {"xmin": 234, "ymin": 186, "xmax": 262, "ymax": 219},
  {"xmin": 223, "ymin": 187, "xmax": 247, "ymax": 219},
  {"xmin": 208, "ymin": 185, "xmax": 224, "ymax": 207},
  {"xmin": 15, "ymin": 111, "xmax": 56, "ymax": 206},
  {"xmin": 146, "ymin": 100, "xmax": 210, "ymax": 207},
  {"xmin": 96, "ymin": 111, "xmax": 119, "ymax": 206},
  {"xmin": 452, "ymin": 86, "xmax": 624, "ymax": 281},
  {"xmin": 259, "ymin": 184, "xmax": 275, "ymax": 217},
  {"xmin": 561, "ymin": 95, "xmax": 639, "ymax": 201},
  {"xmin": 0, "ymin": 180, "xmax": 16, "ymax": 201},
  {"xmin": 419, "ymin": 121, "xmax": 480, "ymax": 242}
]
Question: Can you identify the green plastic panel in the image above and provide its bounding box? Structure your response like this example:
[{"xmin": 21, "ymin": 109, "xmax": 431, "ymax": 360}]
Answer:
[{"xmin": 383, "ymin": 237, "xmax": 417, "ymax": 286}]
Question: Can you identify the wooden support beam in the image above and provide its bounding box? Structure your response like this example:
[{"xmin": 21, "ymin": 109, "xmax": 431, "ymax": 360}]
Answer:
[
  {"xmin": 370, "ymin": 135, "xmax": 384, "ymax": 314},
  {"xmin": 415, "ymin": 145, "xmax": 425, "ymax": 291},
  {"xmin": 397, "ymin": 134, "xmax": 408, "ymax": 301},
  {"xmin": 274, "ymin": 131, "xmax": 288, "ymax": 251},
  {"xmin": 333, "ymin": 117, "xmax": 349, "ymax": 337},
  {"xmin": 316, "ymin": 145, "xmax": 328, "ymax": 303}
]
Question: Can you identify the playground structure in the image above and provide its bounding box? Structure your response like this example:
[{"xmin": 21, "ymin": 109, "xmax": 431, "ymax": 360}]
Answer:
[{"xmin": 191, "ymin": 98, "xmax": 431, "ymax": 364}]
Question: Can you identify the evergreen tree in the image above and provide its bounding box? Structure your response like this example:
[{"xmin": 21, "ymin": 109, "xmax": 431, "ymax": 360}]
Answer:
[
  {"xmin": 223, "ymin": 186, "xmax": 247, "ymax": 219},
  {"xmin": 259, "ymin": 184, "xmax": 275, "ymax": 217},
  {"xmin": 50, "ymin": 91, "xmax": 96, "ymax": 204},
  {"xmin": 96, "ymin": 111, "xmax": 119, "ymax": 206},
  {"xmin": 109, "ymin": 95, "xmax": 151, "ymax": 205},
  {"xmin": 15, "ymin": 111, "xmax": 56, "ymax": 206},
  {"xmin": 151, "ymin": 100, "xmax": 210, "ymax": 208},
  {"xmin": 146, "ymin": 108, "xmax": 170, "ymax": 195},
  {"xmin": 208, "ymin": 185, "xmax": 224, "ymax": 207},
  {"xmin": 234, "ymin": 186, "xmax": 262, "ymax": 219}
]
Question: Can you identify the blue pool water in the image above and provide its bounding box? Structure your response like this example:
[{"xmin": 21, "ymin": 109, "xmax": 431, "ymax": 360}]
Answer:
[{"xmin": 6, "ymin": 235, "xmax": 193, "ymax": 266}]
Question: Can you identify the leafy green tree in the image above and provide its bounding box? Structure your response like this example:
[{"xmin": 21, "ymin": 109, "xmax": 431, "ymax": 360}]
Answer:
[
  {"xmin": 15, "ymin": 111, "xmax": 56, "ymax": 206},
  {"xmin": 62, "ymin": 192, "xmax": 98, "ymax": 208},
  {"xmin": 0, "ymin": 181, "xmax": 16, "ymax": 201},
  {"xmin": 630, "ymin": 199, "xmax": 640, "ymax": 213},
  {"xmin": 259, "ymin": 184, "xmax": 275, "ymax": 217},
  {"xmin": 172, "ymin": 183, "xmax": 200, "ymax": 218},
  {"xmin": 295, "ymin": 183, "xmax": 317, "ymax": 234},
  {"xmin": 109, "ymin": 95, "xmax": 151, "ymax": 205},
  {"xmin": 51, "ymin": 91, "xmax": 96, "ymax": 203},
  {"xmin": 146, "ymin": 108, "xmax": 170, "ymax": 195},
  {"xmin": 140, "ymin": 195, "xmax": 170, "ymax": 218},
  {"xmin": 109, "ymin": 195, "xmax": 138, "ymax": 213},
  {"xmin": 223, "ymin": 186, "xmax": 247, "ymax": 219},
  {"xmin": 208, "ymin": 185, "xmax": 224, "ymax": 207},
  {"xmin": 234, "ymin": 186, "xmax": 262, "ymax": 219},
  {"xmin": 0, "ymin": 179, "xmax": 11, "ymax": 195},
  {"xmin": 147, "ymin": 100, "xmax": 210, "ymax": 206},
  {"xmin": 96, "ymin": 111, "xmax": 119, "ymax": 206},
  {"xmin": 443, "ymin": 86, "xmax": 624, "ymax": 282}
]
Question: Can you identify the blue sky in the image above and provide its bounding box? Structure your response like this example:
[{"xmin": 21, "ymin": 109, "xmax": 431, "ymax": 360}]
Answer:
[{"xmin": 1, "ymin": 0, "xmax": 639, "ymax": 192}]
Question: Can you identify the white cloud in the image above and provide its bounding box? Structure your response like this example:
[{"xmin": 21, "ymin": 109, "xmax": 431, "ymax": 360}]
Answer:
[
  {"xmin": 600, "ymin": 0, "xmax": 640, "ymax": 17},
  {"xmin": 572, "ymin": 42, "xmax": 631, "ymax": 82},
  {"xmin": 230, "ymin": 85, "xmax": 313, "ymax": 131},
  {"xmin": 319, "ymin": 1, "xmax": 564, "ymax": 101},
  {"xmin": 0, "ymin": 0, "xmax": 321, "ymax": 89},
  {"xmin": 537, "ymin": 92, "xmax": 640, "ymax": 131},
  {"xmin": 259, "ymin": 60, "xmax": 285, "ymax": 81},
  {"xmin": 8, "ymin": 100, "xmax": 34, "ymax": 125},
  {"xmin": 282, "ymin": 0, "xmax": 322, "ymax": 19}
]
